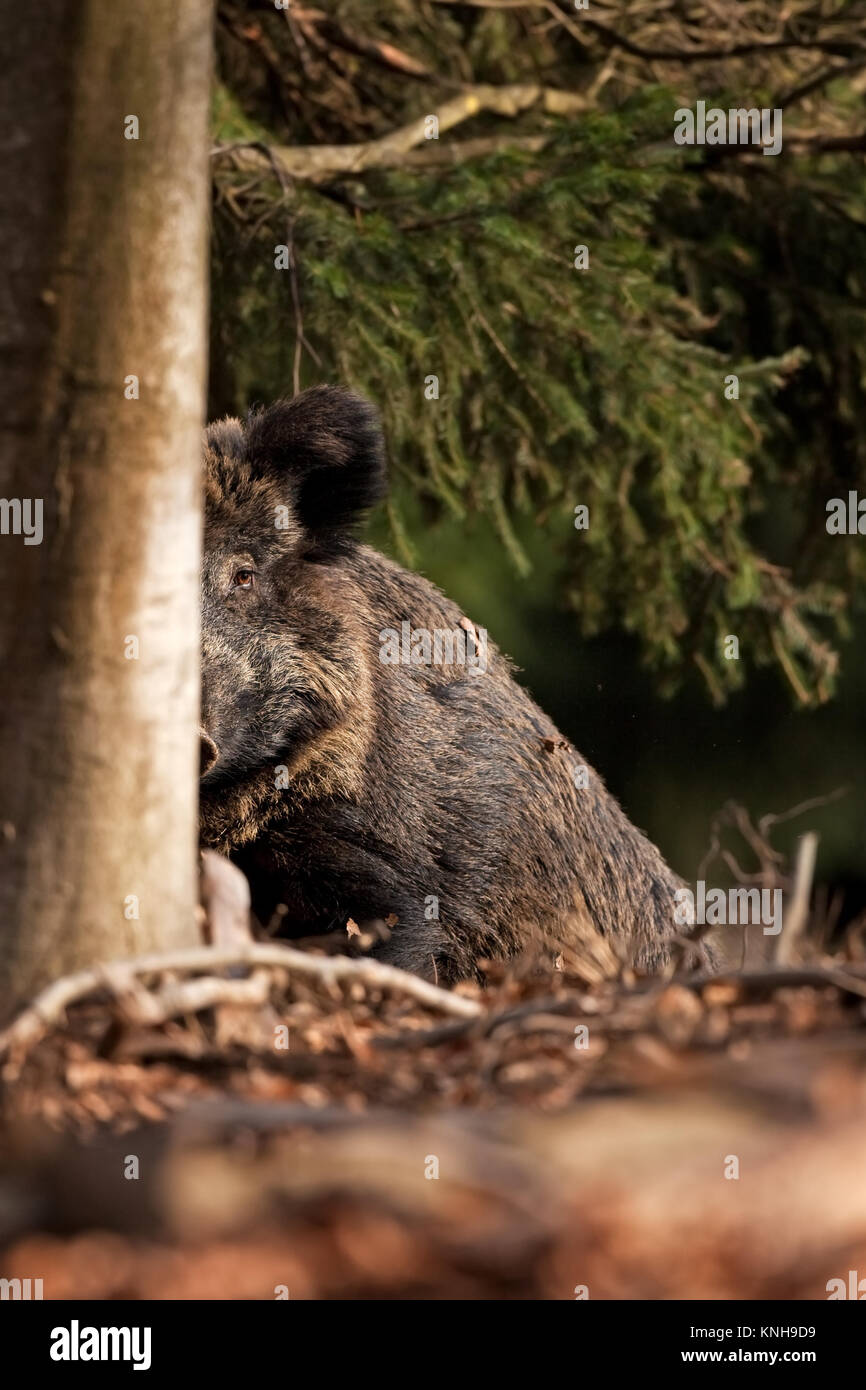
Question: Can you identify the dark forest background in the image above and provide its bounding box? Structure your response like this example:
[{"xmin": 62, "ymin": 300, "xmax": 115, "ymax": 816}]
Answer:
[{"xmin": 208, "ymin": 0, "xmax": 866, "ymax": 925}]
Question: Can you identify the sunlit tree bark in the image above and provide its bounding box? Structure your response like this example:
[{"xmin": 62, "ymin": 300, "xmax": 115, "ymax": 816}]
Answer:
[{"xmin": 0, "ymin": 0, "xmax": 214, "ymax": 1011}]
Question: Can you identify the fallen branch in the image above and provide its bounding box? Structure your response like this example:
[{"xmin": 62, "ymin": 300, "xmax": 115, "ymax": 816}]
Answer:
[
  {"xmin": 374, "ymin": 957, "xmax": 866, "ymax": 1051},
  {"xmin": 674, "ymin": 961, "xmax": 866, "ymax": 1000},
  {"xmin": 0, "ymin": 943, "xmax": 482, "ymax": 1057},
  {"xmin": 212, "ymin": 84, "xmax": 586, "ymax": 181},
  {"xmin": 707, "ymin": 130, "xmax": 866, "ymax": 163}
]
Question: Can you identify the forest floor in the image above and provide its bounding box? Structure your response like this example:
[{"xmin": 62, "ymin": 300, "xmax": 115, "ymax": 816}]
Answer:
[{"xmin": 3, "ymin": 921, "xmax": 866, "ymax": 1300}]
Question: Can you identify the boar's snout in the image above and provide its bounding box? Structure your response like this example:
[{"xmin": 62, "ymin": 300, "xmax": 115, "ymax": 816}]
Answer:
[{"xmin": 199, "ymin": 728, "xmax": 220, "ymax": 778}]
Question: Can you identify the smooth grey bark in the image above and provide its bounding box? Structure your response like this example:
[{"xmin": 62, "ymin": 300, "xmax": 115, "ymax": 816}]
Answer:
[{"xmin": 0, "ymin": 1, "xmax": 214, "ymax": 1012}]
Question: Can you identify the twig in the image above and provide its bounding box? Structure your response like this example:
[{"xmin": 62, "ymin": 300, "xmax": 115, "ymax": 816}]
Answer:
[
  {"xmin": 757, "ymin": 788, "xmax": 847, "ymax": 839},
  {"xmin": 776, "ymin": 832, "xmax": 820, "ymax": 965},
  {"xmin": 375, "ymin": 991, "xmax": 599, "ymax": 1050},
  {"xmin": 778, "ymin": 57, "xmax": 866, "ymax": 108},
  {"xmin": 118, "ymin": 971, "xmax": 274, "ymax": 1027},
  {"xmin": 0, "ymin": 943, "xmax": 481, "ymax": 1056},
  {"xmin": 286, "ymin": 220, "xmax": 303, "ymax": 396},
  {"xmin": 428, "ymin": 1, "xmax": 866, "ymax": 61},
  {"xmin": 307, "ymin": 18, "xmax": 433, "ymax": 80}
]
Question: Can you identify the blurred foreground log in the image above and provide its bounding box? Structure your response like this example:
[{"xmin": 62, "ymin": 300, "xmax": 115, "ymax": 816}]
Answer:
[{"xmin": 4, "ymin": 1060, "xmax": 866, "ymax": 1299}]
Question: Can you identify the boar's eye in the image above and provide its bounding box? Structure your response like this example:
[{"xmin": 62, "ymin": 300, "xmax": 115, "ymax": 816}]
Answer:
[{"xmin": 232, "ymin": 568, "xmax": 256, "ymax": 590}]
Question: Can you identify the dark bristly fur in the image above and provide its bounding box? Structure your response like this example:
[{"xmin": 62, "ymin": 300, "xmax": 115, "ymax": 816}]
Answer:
[{"xmin": 199, "ymin": 385, "xmax": 688, "ymax": 981}]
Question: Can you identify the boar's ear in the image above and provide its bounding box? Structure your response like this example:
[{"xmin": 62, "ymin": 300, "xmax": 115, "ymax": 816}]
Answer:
[{"xmin": 245, "ymin": 386, "xmax": 386, "ymax": 546}]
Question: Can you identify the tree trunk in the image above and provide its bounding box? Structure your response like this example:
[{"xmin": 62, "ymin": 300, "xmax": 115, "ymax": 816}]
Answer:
[{"xmin": 0, "ymin": 1, "xmax": 213, "ymax": 1012}]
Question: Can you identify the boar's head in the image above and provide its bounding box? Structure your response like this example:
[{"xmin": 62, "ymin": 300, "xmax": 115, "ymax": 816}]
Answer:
[{"xmin": 199, "ymin": 385, "xmax": 386, "ymax": 786}]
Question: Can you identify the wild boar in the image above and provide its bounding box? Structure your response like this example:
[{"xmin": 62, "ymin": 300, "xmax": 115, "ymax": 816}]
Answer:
[{"xmin": 198, "ymin": 386, "xmax": 694, "ymax": 981}]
